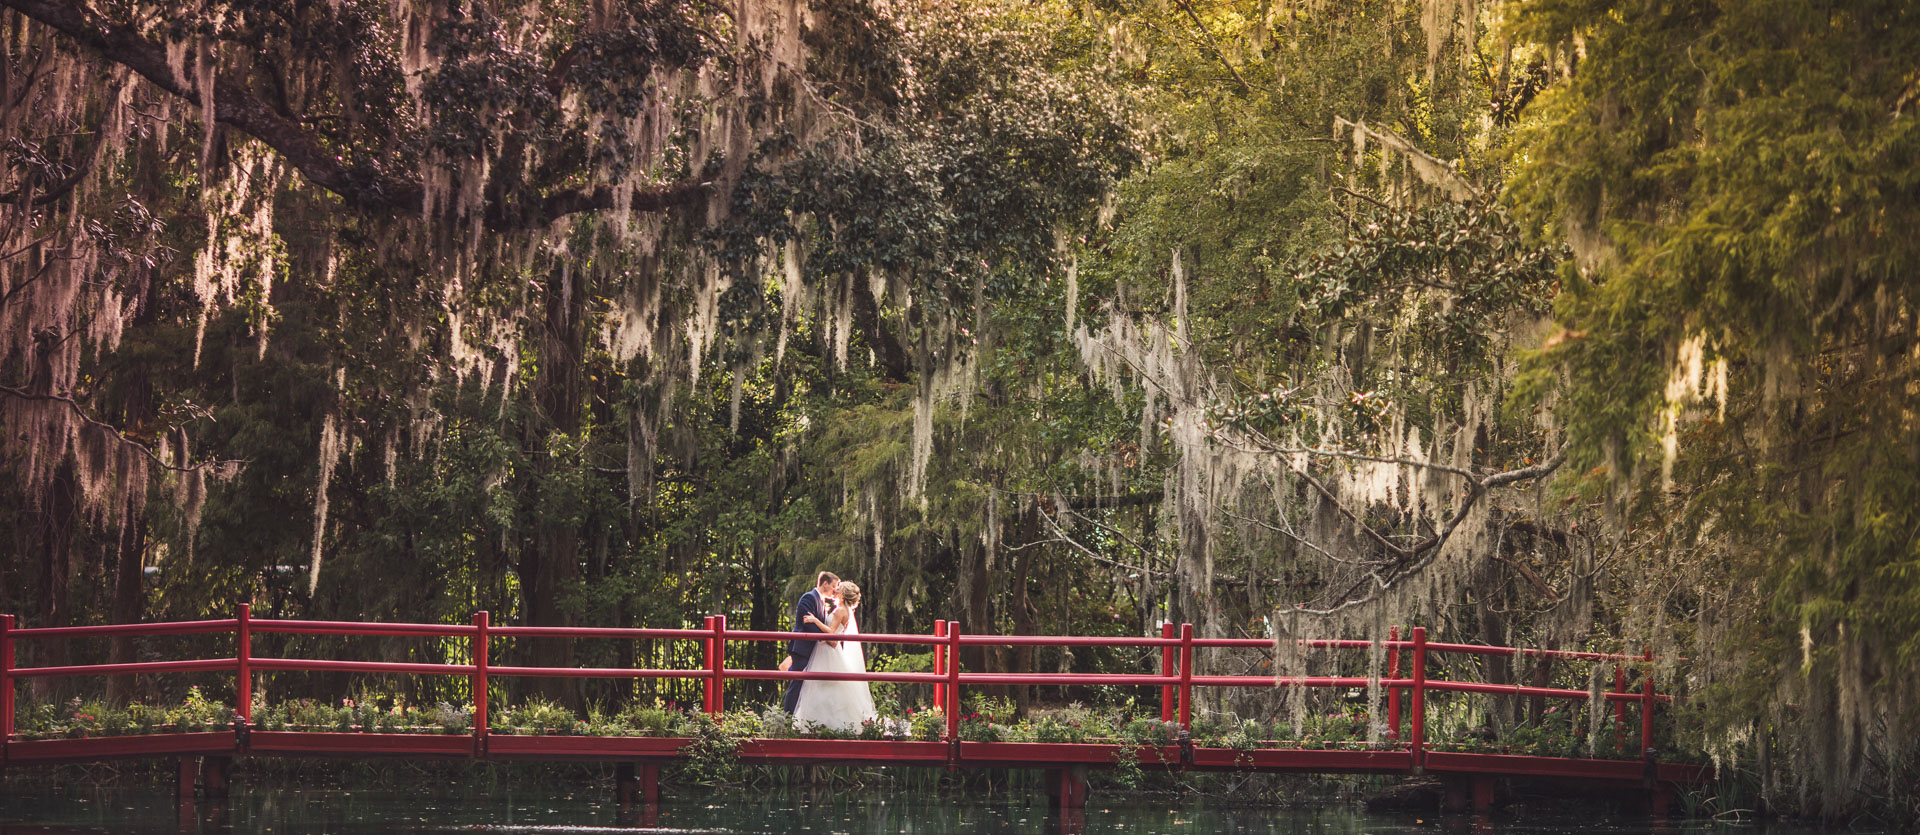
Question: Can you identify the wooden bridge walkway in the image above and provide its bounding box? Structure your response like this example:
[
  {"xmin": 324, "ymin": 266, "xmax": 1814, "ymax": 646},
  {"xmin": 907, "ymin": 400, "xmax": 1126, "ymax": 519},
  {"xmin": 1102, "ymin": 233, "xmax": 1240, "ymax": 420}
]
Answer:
[{"xmin": 0, "ymin": 610, "xmax": 1708, "ymax": 816}]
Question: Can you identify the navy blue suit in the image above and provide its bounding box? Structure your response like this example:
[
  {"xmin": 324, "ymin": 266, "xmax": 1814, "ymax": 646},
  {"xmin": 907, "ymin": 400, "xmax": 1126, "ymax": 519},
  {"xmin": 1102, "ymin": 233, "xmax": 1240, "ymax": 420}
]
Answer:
[{"xmin": 783, "ymin": 588, "xmax": 829, "ymax": 712}]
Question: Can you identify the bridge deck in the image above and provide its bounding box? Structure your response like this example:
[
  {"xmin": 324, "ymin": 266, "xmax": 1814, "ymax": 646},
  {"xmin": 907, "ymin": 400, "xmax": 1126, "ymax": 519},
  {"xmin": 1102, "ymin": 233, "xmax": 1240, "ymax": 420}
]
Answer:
[{"xmin": 1, "ymin": 730, "xmax": 1713, "ymax": 788}]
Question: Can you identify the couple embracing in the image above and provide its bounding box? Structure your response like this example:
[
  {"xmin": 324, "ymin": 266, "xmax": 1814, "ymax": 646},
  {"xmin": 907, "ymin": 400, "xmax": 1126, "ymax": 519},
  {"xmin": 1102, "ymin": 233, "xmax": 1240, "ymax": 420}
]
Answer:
[{"xmin": 781, "ymin": 572, "xmax": 877, "ymax": 731}]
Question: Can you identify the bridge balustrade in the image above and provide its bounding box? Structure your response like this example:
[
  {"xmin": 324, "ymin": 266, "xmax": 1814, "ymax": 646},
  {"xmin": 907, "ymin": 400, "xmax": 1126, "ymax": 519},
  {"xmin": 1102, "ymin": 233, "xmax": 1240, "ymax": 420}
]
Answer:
[{"xmin": 2, "ymin": 607, "xmax": 1672, "ymax": 766}]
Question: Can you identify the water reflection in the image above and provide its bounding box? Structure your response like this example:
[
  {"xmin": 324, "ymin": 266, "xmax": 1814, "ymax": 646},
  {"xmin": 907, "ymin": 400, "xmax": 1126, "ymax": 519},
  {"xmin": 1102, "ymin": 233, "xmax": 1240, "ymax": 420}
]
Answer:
[{"xmin": 0, "ymin": 787, "xmax": 1858, "ymax": 835}]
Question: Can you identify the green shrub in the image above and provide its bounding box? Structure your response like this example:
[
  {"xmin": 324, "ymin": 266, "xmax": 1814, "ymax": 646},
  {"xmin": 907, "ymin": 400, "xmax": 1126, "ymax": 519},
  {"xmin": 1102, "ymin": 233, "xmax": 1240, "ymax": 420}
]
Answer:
[
  {"xmin": 1189, "ymin": 715, "xmax": 1232, "ymax": 747},
  {"xmin": 173, "ymin": 687, "xmax": 231, "ymax": 731},
  {"xmin": 1118, "ymin": 717, "xmax": 1177, "ymax": 747},
  {"xmin": 129, "ymin": 703, "xmax": 168, "ymax": 734},
  {"xmin": 506, "ymin": 698, "xmax": 574, "ymax": 734},
  {"xmin": 908, "ymin": 707, "xmax": 945, "ymax": 741},
  {"xmin": 759, "ymin": 707, "xmax": 795, "ymax": 738},
  {"xmin": 958, "ymin": 714, "xmax": 1003, "ymax": 743},
  {"xmin": 868, "ymin": 651, "xmax": 932, "ymax": 716},
  {"xmin": 963, "ymin": 693, "xmax": 1015, "ymax": 723},
  {"xmin": 432, "ymin": 702, "xmax": 472, "ymax": 734},
  {"xmin": 1029, "ymin": 714, "xmax": 1084, "ymax": 743},
  {"xmin": 717, "ymin": 708, "xmax": 762, "ymax": 739},
  {"xmin": 617, "ymin": 701, "xmax": 677, "ymax": 736},
  {"xmin": 676, "ymin": 709, "xmax": 751, "ymax": 784}
]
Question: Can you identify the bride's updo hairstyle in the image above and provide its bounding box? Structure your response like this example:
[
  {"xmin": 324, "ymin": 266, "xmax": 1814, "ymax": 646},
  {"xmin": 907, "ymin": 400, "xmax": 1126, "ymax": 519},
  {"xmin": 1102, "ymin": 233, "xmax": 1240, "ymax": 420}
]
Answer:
[{"xmin": 838, "ymin": 582, "xmax": 861, "ymax": 607}]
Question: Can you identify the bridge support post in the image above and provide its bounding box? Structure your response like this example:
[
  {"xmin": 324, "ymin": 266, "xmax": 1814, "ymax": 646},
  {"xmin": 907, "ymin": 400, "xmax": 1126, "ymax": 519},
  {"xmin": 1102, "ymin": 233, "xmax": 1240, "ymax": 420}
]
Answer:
[
  {"xmin": 1440, "ymin": 775, "xmax": 1496, "ymax": 814},
  {"xmin": 1437, "ymin": 775, "xmax": 1494, "ymax": 814},
  {"xmin": 174, "ymin": 755, "xmax": 199, "ymax": 803},
  {"xmin": 617, "ymin": 762, "xmax": 635, "ymax": 806},
  {"xmin": 202, "ymin": 756, "xmax": 232, "ymax": 799},
  {"xmin": 1045, "ymin": 766, "xmax": 1088, "ymax": 810},
  {"xmin": 640, "ymin": 761, "xmax": 661, "ymax": 804},
  {"xmin": 1471, "ymin": 775, "xmax": 1494, "ymax": 813},
  {"xmin": 1649, "ymin": 783, "xmax": 1673, "ymax": 818},
  {"xmin": 617, "ymin": 761, "xmax": 662, "ymax": 806}
]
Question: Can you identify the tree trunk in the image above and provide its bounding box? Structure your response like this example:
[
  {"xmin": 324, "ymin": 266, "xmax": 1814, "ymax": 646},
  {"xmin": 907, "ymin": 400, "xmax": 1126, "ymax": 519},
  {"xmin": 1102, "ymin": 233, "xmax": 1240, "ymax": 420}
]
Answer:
[
  {"xmin": 1528, "ymin": 657, "xmax": 1554, "ymax": 724},
  {"xmin": 1010, "ymin": 502, "xmax": 1040, "ymax": 713},
  {"xmin": 32, "ymin": 462, "xmax": 77, "ymax": 701},
  {"xmin": 520, "ymin": 263, "xmax": 587, "ymax": 708},
  {"xmin": 749, "ymin": 543, "xmax": 777, "ymax": 669},
  {"xmin": 107, "ymin": 509, "xmax": 148, "ymax": 703},
  {"xmin": 1476, "ymin": 568, "xmax": 1515, "ymax": 734},
  {"xmin": 955, "ymin": 538, "xmax": 994, "ymax": 688}
]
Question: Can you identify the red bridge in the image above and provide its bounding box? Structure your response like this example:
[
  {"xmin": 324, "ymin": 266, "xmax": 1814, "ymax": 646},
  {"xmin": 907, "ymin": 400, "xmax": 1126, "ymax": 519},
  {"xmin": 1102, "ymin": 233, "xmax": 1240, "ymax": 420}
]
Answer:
[{"xmin": 0, "ymin": 609, "xmax": 1707, "ymax": 817}]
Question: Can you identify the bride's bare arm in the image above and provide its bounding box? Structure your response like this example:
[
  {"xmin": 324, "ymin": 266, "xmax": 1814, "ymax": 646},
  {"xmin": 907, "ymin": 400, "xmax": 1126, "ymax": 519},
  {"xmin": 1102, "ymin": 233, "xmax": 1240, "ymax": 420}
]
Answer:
[
  {"xmin": 801, "ymin": 607, "xmax": 851, "ymax": 646},
  {"xmin": 826, "ymin": 607, "xmax": 850, "ymax": 646}
]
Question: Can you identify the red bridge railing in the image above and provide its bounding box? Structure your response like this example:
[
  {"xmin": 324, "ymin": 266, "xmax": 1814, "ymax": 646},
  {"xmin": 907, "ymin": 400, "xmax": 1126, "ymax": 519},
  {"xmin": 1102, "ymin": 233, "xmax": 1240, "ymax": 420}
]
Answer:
[{"xmin": 0, "ymin": 609, "xmax": 1671, "ymax": 765}]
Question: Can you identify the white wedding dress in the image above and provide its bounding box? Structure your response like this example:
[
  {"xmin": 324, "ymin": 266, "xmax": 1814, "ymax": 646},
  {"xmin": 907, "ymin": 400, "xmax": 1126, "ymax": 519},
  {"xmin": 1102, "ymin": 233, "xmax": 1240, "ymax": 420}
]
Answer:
[{"xmin": 790, "ymin": 609, "xmax": 878, "ymax": 733}]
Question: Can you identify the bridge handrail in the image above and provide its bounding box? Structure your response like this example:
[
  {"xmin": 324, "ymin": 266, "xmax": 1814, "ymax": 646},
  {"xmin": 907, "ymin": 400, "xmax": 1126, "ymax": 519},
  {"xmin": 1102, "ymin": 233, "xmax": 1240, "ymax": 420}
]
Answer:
[
  {"xmin": 6, "ymin": 618, "xmax": 240, "ymax": 639},
  {"xmin": 0, "ymin": 612, "xmax": 1670, "ymax": 767}
]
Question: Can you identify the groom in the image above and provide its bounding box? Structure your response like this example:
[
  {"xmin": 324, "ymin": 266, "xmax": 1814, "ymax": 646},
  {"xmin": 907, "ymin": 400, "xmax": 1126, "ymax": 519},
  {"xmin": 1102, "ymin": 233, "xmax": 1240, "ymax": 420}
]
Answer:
[{"xmin": 783, "ymin": 571, "xmax": 840, "ymax": 713}]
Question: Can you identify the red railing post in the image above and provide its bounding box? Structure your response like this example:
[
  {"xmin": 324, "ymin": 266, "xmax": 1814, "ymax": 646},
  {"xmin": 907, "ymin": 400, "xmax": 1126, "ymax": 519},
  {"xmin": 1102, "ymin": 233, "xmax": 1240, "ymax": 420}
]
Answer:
[
  {"xmin": 1177, "ymin": 623, "xmax": 1195, "ymax": 730},
  {"xmin": 236, "ymin": 603, "xmax": 252, "ymax": 725},
  {"xmin": 945, "ymin": 624, "xmax": 961, "ymax": 742},
  {"xmin": 701, "ymin": 616, "xmax": 717, "ymax": 715},
  {"xmin": 932, "ymin": 620, "xmax": 947, "ymax": 712},
  {"xmin": 472, "ymin": 611, "xmax": 489, "ymax": 750},
  {"xmin": 1410, "ymin": 626, "xmax": 1427, "ymax": 770},
  {"xmin": 1159, "ymin": 622, "xmax": 1176, "ymax": 724},
  {"xmin": 1386, "ymin": 626, "xmax": 1401, "ymax": 742},
  {"xmin": 1640, "ymin": 648, "xmax": 1655, "ymax": 757},
  {"xmin": 711, "ymin": 615, "xmax": 727, "ymax": 715},
  {"xmin": 2, "ymin": 614, "xmax": 14, "ymax": 747}
]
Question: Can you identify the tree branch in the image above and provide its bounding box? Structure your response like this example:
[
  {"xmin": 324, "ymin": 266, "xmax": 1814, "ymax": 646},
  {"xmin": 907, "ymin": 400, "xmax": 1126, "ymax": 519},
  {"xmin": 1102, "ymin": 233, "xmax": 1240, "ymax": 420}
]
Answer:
[
  {"xmin": 3, "ymin": 0, "xmax": 707, "ymax": 227},
  {"xmin": 0, "ymin": 384, "xmax": 243, "ymax": 474},
  {"xmin": 1033, "ymin": 503, "xmax": 1170, "ymax": 577},
  {"xmin": 1287, "ymin": 452, "xmax": 1567, "ymax": 615},
  {"xmin": 850, "ymin": 272, "xmax": 912, "ymax": 383},
  {"xmin": 1170, "ymin": 0, "xmax": 1253, "ymax": 94}
]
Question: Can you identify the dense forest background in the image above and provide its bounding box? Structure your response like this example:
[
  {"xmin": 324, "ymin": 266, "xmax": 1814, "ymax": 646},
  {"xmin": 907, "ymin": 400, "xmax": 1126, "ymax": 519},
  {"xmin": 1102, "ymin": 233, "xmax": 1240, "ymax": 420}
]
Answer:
[{"xmin": 3, "ymin": 0, "xmax": 1916, "ymax": 820}]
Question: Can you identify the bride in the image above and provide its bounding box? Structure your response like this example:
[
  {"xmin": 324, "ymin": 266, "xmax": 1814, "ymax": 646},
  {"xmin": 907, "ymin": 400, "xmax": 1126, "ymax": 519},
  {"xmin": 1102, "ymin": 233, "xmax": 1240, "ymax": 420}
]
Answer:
[{"xmin": 790, "ymin": 581, "xmax": 877, "ymax": 733}]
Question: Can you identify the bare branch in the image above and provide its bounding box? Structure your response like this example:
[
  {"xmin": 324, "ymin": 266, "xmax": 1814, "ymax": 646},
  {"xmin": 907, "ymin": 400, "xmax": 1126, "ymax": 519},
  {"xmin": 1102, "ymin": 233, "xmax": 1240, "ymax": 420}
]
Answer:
[
  {"xmin": 1285, "ymin": 452, "xmax": 1567, "ymax": 616},
  {"xmin": 1033, "ymin": 503, "xmax": 1171, "ymax": 577},
  {"xmin": 1055, "ymin": 499, "xmax": 1164, "ymax": 567},
  {"xmin": 0, "ymin": 384, "xmax": 244, "ymax": 474},
  {"xmin": 1211, "ymin": 498, "xmax": 1362, "ymax": 566}
]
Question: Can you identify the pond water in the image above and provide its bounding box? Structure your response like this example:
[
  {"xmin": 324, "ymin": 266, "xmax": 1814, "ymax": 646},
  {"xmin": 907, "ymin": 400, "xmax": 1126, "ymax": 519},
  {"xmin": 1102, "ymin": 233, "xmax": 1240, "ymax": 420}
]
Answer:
[{"xmin": 0, "ymin": 787, "xmax": 1848, "ymax": 835}]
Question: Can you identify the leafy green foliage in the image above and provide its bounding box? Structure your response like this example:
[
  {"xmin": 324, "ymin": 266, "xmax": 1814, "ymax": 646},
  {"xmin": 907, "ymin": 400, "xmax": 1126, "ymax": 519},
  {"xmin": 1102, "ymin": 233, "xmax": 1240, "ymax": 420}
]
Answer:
[{"xmin": 1507, "ymin": 0, "xmax": 1920, "ymax": 815}]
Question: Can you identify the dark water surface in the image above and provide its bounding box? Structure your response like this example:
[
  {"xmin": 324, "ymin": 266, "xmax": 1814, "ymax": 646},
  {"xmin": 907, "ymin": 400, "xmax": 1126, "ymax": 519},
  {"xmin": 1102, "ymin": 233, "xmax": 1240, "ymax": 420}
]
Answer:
[{"xmin": 0, "ymin": 788, "xmax": 1845, "ymax": 835}]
